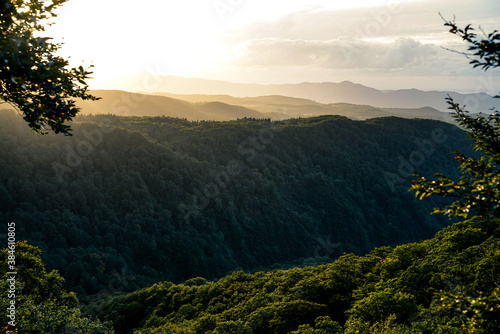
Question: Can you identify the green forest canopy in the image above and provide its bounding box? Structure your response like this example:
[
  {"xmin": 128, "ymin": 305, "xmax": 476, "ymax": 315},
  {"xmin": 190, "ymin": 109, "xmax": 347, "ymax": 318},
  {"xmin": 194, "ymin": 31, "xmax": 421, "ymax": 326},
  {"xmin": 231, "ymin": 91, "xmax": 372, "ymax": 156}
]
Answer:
[{"xmin": 0, "ymin": 111, "xmax": 471, "ymax": 298}]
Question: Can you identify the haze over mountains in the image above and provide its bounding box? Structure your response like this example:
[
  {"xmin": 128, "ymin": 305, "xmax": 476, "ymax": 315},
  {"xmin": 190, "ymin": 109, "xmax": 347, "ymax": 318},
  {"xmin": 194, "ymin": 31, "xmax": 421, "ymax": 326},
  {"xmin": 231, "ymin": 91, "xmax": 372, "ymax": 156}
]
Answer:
[
  {"xmin": 77, "ymin": 90, "xmax": 455, "ymax": 123},
  {"xmin": 105, "ymin": 74, "xmax": 500, "ymax": 113}
]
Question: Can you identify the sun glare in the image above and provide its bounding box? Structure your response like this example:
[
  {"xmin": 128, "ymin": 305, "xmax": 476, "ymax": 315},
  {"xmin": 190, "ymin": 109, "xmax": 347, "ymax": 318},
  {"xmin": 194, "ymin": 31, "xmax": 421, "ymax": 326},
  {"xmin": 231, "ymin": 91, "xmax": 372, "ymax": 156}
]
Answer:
[
  {"xmin": 45, "ymin": 0, "xmax": 424, "ymax": 85},
  {"xmin": 42, "ymin": 0, "xmax": 479, "ymax": 90}
]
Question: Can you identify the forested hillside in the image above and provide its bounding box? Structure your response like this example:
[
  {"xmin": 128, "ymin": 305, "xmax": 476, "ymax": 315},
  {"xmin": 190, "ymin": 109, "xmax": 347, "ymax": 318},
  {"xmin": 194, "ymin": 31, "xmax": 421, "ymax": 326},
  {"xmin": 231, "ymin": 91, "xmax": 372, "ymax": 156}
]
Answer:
[
  {"xmin": 0, "ymin": 110, "xmax": 470, "ymax": 298},
  {"xmin": 94, "ymin": 216, "xmax": 500, "ymax": 334}
]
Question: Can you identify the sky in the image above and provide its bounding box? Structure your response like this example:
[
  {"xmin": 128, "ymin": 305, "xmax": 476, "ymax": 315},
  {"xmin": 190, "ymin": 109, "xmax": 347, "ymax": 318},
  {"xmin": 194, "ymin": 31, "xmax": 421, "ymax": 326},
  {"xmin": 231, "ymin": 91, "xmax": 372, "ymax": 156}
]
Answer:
[{"xmin": 46, "ymin": 0, "xmax": 500, "ymax": 93}]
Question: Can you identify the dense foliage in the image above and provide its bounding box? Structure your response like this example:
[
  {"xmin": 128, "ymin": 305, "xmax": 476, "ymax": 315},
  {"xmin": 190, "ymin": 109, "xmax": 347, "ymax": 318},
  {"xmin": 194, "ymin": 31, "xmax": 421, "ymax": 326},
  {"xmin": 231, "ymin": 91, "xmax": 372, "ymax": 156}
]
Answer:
[
  {"xmin": 0, "ymin": 241, "xmax": 113, "ymax": 333},
  {"xmin": 412, "ymin": 96, "xmax": 500, "ymax": 218},
  {"xmin": 94, "ymin": 217, "xmax": 500, "ymax": 333},
  {"xmin": 0, "ymin": 111, "xmax": 470, "ymax": 298},
  {"xmin": 412, "ymin": 20, "xmax": 500, "ymax": 219},
  {"xmin": 0, "ymin": 0, "xmax": 98, "ymax": 135}
]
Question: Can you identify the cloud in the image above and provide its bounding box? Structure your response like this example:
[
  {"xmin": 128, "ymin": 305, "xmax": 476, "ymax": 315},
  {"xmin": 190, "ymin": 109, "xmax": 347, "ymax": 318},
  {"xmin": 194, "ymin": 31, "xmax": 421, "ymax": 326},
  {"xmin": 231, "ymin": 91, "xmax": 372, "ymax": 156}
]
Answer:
[
  {"xmin": 233, "ymin": 37, "xmax": 449, "ymax": 71},
  {"xmin": 222, "ymin": 0, "xmax": 500, "ymax": 75},
  {"xmin": 204, "ymin": 0, "xmax": 500, "ymax": 90},
  {"xmin": 225, "ymin": 0, "xmax": 500, "ymax": 44}
]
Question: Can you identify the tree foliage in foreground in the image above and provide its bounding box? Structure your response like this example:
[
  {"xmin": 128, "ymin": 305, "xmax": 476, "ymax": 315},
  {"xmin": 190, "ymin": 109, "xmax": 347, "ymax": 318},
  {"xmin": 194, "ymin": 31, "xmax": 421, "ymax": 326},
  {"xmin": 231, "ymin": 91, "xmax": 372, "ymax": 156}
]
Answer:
[
  {"xmin": 412, "ymin": 97, "xmax": 500, "ymax": 218},
  {"xmin": 411, "ymin": 20, "xmax": 500, "ymax": 219},
  {"xmin": 441, "ymin": 16, "xmax": 500, "ymax": 71},
  {"xmin": 0, "ymin": 0, "xmax": 98, "ymax": 135},
  {"xmin": 0, "ymin": 241, "xmax": 113, "ymax": 333}
]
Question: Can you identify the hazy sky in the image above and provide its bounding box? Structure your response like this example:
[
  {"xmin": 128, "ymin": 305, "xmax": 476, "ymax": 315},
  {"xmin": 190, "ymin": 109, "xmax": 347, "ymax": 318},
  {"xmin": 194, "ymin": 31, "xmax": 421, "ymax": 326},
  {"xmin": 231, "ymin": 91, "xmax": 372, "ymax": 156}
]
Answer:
[{"xmin": 47, "ymin": 0, "xmax": 500, "ymax": 92}]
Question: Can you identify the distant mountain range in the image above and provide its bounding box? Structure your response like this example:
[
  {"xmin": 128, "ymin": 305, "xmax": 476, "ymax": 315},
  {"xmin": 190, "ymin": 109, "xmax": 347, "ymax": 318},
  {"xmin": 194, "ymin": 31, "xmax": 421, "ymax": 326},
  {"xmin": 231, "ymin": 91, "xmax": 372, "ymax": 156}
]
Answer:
[
  {"xmin": 79, "ymin": 90, "xmax": 454, "ymax": 123},
  {"xmin": 77, "ymin": 90, "xmax": 265, "ymax": 121},
  {"xmin": 105, "ymin": 74, "xmax": 500, "ymax": 112},
  {"xmin": 152, "ymin": 92, "xmax": 455, "ymax": 122}
]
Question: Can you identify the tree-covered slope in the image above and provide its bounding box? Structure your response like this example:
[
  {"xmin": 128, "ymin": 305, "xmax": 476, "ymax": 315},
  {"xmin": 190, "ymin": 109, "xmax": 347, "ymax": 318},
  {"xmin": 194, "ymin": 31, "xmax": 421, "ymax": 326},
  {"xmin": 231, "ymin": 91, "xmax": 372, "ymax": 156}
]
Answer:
[
  {"xmin": 94, "ymin": 217, "xmax": 500, "ymax": 334},
  {"xmin": 0, "ymin": 241, "xmax": 113, "ymax": 333},
  {"xmin": 0, "ymin": 111, "xmax": 470, "ymax": 297}
]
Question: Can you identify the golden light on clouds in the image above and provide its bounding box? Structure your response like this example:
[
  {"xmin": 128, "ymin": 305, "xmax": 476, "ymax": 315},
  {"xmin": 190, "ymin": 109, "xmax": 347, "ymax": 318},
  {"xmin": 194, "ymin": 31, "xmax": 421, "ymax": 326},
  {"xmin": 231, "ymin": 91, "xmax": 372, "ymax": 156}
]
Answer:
[{"xmin": 45, "ymin": 0, "xmax": 500, "ymax": 91}]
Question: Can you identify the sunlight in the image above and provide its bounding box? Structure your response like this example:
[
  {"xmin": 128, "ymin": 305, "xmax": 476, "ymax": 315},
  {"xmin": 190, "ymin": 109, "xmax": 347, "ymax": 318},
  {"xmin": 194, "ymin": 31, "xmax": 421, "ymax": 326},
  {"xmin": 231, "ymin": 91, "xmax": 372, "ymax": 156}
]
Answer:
[
  {"xmin": 40, "ymin": 0, "xmax": 498, "ymax": 91},
  {"xmin": 45, "ymin": 2, "xmax": 218, "ymax": 85},
  {"xmin": 45, "ymin": 0, "xmax": 425, "ymax": 85}
]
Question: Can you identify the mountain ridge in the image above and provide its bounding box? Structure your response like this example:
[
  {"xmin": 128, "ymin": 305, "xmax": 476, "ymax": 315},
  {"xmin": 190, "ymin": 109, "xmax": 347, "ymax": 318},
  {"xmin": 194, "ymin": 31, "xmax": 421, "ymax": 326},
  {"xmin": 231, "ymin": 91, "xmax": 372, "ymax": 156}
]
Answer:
[
  {"xmin": 78, "ymin": 90, "xmax": 453, "ymax": 123},
  {"xmin": 101, "ymin": 74, "xmax": 500, "ymax": 112}
]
